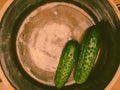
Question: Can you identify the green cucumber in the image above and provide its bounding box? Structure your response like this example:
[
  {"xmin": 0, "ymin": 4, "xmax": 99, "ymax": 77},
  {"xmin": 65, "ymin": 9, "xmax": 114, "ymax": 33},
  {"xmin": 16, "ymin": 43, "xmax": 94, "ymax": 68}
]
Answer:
[
  {"xmin": 74, "ymin": 25, "xmax": 102, "ymax": 84},
  {"xmin": 55, "ymin": 39, "xmax": 80, "ymax": 89}
]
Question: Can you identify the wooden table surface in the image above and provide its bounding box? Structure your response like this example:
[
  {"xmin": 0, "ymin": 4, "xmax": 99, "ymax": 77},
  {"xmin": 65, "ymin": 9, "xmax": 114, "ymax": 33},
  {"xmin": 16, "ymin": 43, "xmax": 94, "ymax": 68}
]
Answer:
[{"xmin": 0, "ymin": 0, "xmax": 120, "ymax": 90}]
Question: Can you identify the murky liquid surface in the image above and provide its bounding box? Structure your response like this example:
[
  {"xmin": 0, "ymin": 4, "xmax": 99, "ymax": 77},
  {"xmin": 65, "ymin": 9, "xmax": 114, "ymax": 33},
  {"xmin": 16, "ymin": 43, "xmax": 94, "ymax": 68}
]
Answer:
[{"xmin": 16, "ymin": 2, "xmax": 94, "ymax": 86}]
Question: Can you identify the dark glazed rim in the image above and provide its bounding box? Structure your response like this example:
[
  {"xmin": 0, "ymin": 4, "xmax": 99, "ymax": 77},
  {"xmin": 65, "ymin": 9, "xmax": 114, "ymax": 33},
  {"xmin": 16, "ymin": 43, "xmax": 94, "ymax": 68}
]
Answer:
[
  {"xmin": 117, "ymin": 4, "xmax": 120, "ymax": 10},
  {"xmin": 0, "ymin": 0, "xmax": 120, "ymax": 90}
]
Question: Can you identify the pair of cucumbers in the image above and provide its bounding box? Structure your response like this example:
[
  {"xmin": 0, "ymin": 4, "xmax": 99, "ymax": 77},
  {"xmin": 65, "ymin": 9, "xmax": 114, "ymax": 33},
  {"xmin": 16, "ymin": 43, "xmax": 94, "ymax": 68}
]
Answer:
[{"xmin": 55, "ymin": 25, "xmax": 102, "ymax": 89}]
